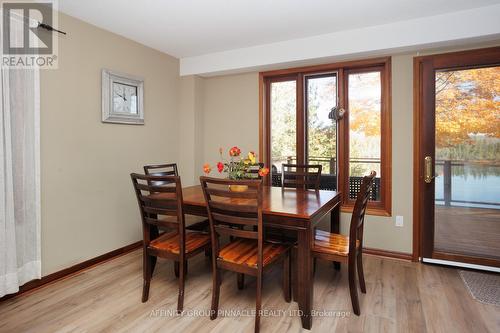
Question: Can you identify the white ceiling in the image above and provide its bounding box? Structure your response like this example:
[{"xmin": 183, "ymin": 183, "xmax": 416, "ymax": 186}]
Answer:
[{"xmin": 58, "ymin": 0, "xmax": 500, "ymax": 59}]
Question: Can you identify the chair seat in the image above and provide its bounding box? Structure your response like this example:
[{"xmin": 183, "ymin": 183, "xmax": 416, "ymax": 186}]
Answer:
[
  {"xmin": 312, "ymin": 229, "xmax": 359, "ymax": 256},
  {"xmin": 149, "ymin": 231, "xmax": 210, "ymax": 255},
  {"xmin": 218, "ymin": 238, "xmax": 289, "ymax": 268}
]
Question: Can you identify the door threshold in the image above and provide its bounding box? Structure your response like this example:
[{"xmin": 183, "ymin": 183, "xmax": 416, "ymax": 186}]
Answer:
[{"xmin": 422, "ymin": 257, "xmax": 500, "ymax": 273}]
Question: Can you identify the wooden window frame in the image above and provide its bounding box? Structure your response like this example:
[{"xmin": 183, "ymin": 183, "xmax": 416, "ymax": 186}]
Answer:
[{"xmin": 259, "ymin": 57, "xmax": 392, "ymax": 216}]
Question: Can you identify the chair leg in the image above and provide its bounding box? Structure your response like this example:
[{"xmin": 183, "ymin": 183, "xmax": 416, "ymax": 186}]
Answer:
[
  {"xmin": 174, "ymin": 260, "xmax": 188, "ymax": 278},
  {"xmin": 174, "ymin": 261, "xmax": 179, "ymax": 278},
  {"xmin": 210, "ymin": 268, "xmax": 221, "ymax": 320},
  {"xmin": 283, "ymin": 252, "xmax": 291, "ymax": 303},
  {"xmin": 255, "ymin": 272, "xmax": 263, "ymax": 333},
  {"xmin": 150, "ymin": 256, "xmax": 157, "ymax": 276},
  {"xmin": 142, "ymin": 253, "xmax": 152, "ymax": 303},
  {"xmin": 177, "ymin": 259, "xmax": 185, "ymax": 313},
  {"xmin": 348, "ymin": 258, "xmax": 360, "ymax": 315},
  {"xmin": 357, "ymin": 251, "xmax": 366, "ymax": 293},
  {"xmin": 237, "ymin": 273, "xmax": 245, "ymax": 290},
  {"xmin": 292, "ymin": 247, "xmax": 298, "ymax": 302}
]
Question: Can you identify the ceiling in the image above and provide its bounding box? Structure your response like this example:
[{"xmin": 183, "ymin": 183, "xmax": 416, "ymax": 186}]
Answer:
[{"xmin": 58, "ymin": 0, "xmax": 500, "ymax": 59}]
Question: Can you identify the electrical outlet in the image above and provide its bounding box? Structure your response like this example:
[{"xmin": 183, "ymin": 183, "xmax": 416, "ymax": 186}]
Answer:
[{"xmin": 395, "ymin": 215, "xmax": 404, "ymax": 227}]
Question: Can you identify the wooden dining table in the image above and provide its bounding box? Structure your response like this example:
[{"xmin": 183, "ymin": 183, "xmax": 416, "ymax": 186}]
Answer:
[{"xmin": 181, "ymin": 185, "xmax": 342, "ymax": 329}]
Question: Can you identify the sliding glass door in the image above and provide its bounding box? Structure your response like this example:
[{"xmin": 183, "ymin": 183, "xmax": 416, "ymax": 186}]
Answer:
[
  {"xmin": 417, "ymin": 47, "xmax": 500, "ymax": 271},
  {"xmin": 434, "ymin": 66, "xmax": 500, "ymax": 263}
]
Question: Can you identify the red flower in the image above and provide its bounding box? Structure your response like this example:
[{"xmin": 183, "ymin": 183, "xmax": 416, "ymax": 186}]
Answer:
[
  {"xmin": 258, "ymin": 167, "xmax": 269, "ymax": 177},
  {"xmin": 229, "ymin": 146, "xmax": 241, "ymax": 157},
  {"xmin": 217, "ymin": 162, "xmax": 224, "ymax": 173}
]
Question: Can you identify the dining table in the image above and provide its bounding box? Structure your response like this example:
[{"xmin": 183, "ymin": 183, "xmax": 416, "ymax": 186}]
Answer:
[{"xmin": 181, "ymin": 184, "xmax": 342, "ymax": 330}]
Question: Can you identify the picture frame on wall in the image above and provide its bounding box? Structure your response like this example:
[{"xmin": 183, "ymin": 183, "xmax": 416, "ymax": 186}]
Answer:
[{"xmin": 102, "ymin": 69, "xmax": 144, "ymax": 124}]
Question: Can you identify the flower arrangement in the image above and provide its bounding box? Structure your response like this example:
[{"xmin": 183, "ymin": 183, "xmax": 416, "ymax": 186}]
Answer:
[{"xmin": 203, "ymin": 146, "xmax": 269, "ymax": 180}]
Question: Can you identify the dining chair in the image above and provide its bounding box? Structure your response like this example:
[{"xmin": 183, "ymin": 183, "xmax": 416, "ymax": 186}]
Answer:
[
  {"xmin": 130, "ymin": 173, "xmax": 211, "ymax": 312},
  {"xmin": 281, "ymin": 164, "xmax": 322, "ymax": 190},
  {"xmin": 144, "ymin": 163, "xmax": 210, "ymax": 236},
  {"xmin": 311, "ymin": 171, "xmax": 376, "ymax": 315},
  {"xmin": 280, "ymin": 164, "xmax": 322, "ymax": 275},
  {"xmin": 200, "ymin": 177, "xmax": 291, "ymax": 333},
  {"xmin": 143, "ymin": 163, "xmax": 178, "ymax": 180}
]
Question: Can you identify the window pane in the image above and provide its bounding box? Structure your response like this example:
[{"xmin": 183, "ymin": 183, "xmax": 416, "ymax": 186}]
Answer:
[
  {"xmin": 270, "ymin": 80, "xmax": 296, "ymax": 186},
  {"xmin": 306, "ymin": 74, "xmax": 337, "ymax": 190},
  {"xmin": 348, "ymin": 71, "xmax": 381, "ymax": 200}
]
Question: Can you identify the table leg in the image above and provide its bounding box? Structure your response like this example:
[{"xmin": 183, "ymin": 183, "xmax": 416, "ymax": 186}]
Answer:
[
  {"xmin": 331, "ymin": 204, "xmax": 341, "ymax": 270},
  {"xmin": 297, "ymin": 227, "xmax": 313, "ymax": 329}
]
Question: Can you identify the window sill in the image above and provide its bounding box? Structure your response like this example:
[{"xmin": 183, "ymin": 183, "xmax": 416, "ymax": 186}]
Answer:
[{"xmin": 341, "ymin": 205, "xmax": 391, "ymax": 217}]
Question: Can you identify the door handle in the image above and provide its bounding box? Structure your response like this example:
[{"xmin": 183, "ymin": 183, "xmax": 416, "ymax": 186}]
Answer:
[{"xmin": 424, "ymin": 156, "xmax": 436, "ymax": 183}]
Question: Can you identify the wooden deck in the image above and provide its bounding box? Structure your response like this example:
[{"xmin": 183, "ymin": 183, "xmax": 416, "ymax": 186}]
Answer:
[
  {"xmin": 1, "ymin": 249, "xmax": 499, "ymax": 332},
  {"xmin": 435, "ymin": 205, "xmax": 500, "ymax": 260}
]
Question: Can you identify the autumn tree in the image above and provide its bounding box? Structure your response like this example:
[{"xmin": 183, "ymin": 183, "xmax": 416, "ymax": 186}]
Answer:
[{"xmin": 435, "ymin": 67, "xmax": 500, "ymax": 149}]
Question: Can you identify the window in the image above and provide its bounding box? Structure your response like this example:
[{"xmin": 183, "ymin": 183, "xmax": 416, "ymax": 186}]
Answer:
[
  {"xmin": 260, "ymin": 58, "xmax": 391, "ymax": 216},
  {"xmin": 306, "ymin": 73, "xmax": 338, "ymax": 186},
  {"xmin": 270, "ymin": 79, "xmax": 297, "ymax": 181},
  {"xmin": 347, "ymin": 70, "xmax": 382, "ymax": 201}
]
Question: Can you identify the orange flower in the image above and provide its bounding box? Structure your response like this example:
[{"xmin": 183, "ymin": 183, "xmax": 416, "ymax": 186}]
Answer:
[
  {"xmin": 203, "ymin": 163, "xmax": 212, "ymax": 174},
  {"xmin": 229, "ymin": 146, "xmax": 241, "ymax": 157},
  {"xmin": 258, "ymin": 167, "xmax": 269, "ymax": 177},
  {"xmin": 217, "ymin": 162, "xmax": 224, "ymax": 173}
]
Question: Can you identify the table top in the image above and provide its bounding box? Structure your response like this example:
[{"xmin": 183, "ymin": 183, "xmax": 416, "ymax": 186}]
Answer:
[{"xmin": 181, "ymin": 185, "xmax": 341, "ymax": 220}]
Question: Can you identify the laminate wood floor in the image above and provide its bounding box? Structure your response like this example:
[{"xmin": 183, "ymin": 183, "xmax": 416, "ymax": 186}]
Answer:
[{"xmin": 0, "ymin": 249, "xmax": 498, "ymax": 333}]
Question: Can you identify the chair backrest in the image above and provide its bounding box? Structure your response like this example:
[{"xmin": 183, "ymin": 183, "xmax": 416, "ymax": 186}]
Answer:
[
  {"xmin": 200, "ymin": 177, "xmax": 264, "ymax": 267},
  {"xmin": 143, "ymin": 163, "xmax": 178, "ymax": 186},
  {"xmin": 348, "ymin": 171, "xmax": 376, "ymax": 252},
  {"xmin": 246, "ymin": 162, "xmax": 265, "ymax": 179},
  {"xmin": 131, "ymin": 173, "xmax": 185, "ymax": 250},
  {"xmin": 281, "ymin": 164, "xmax": 322, "ymax": 190}
]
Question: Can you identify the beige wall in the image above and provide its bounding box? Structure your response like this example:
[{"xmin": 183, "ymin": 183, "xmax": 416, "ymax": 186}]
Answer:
[
  {"xmin": 201, "ymin": 73, "xmax": 260, "ymax": 168},
  {"xmin": 40, "ymin": 13, "xmax": 180, "ymax": 275},
  {"xmin": 178, "ymin": 76, "xmax": 201, "ymax": 186},
  {"xmin": 193, "ymin": 41, "xmax": 499, "ymax": 254}
]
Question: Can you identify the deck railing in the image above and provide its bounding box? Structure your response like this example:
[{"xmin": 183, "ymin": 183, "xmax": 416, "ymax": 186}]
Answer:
[
  {"xmin": 435, "ymin": 160, "xmax": 500, "ymax": 208},
  {"xmin": 277, "ymin": 156, "xmax": 381, "ymax": 175},
  {"xmin": 271, "ymin": 156, "xmax": 381, "ymax": 200},
  {"xmin": 271, "ymin": 157, "xmax": 499, "ymax": 207}
]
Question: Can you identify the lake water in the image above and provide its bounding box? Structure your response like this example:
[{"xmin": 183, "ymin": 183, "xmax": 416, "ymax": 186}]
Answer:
[{"xmin": 435, "ymin": 174, "xmax": 500, "ymax": 209}]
